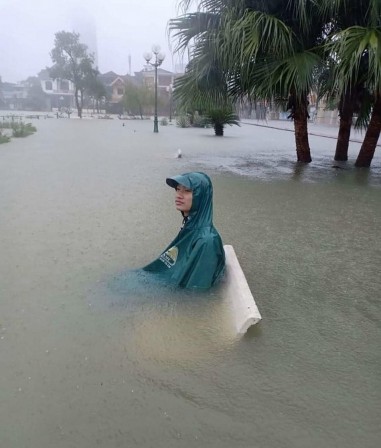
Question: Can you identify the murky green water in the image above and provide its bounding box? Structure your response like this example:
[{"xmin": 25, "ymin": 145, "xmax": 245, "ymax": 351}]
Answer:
[{"xmin": 0, "ymin": 117, "xmax": 380, "ymax": 447}]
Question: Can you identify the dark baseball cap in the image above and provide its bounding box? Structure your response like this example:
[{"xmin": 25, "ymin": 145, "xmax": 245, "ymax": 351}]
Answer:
[{"xmin": 166, "ymin": 174, "xmax": 192, "ymax": 189}]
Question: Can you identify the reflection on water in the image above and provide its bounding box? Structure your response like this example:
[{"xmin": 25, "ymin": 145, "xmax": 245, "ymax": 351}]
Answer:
[
  {"xmin": 106, "ymin": 268, "xmax": 224, "ymax": 306},
  {"xmin": 103, "ymin": 269, "xmax": 238, "ymax": 363},
  {"xmin": 0, "ymin": 118, "xmax": 380, "ymax": 448}
]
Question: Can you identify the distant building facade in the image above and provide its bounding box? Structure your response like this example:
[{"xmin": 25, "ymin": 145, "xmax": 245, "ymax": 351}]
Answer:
[
  {"xmin": 0, "ymin": 80, "xmax": 27, "ymax": 110},
  {"xmin": 38, "ymin": 69, "xmax": 75, "ymax": 110},
  {"xmin": 135, "ymin": 67, "xmax": 175, "ymax": 91},
  {"xmin": 1, "ymin": 65, "xmax": 178, "ymax": 115},
  {"xmin": 98, "ymin": 71, "xmax": 137, "ymax": 114}
]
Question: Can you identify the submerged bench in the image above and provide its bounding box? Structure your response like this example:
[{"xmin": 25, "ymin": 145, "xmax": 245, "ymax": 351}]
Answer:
[{"xmin": 222, "ymin": 245, "xmax": 262, "ymax": 334}]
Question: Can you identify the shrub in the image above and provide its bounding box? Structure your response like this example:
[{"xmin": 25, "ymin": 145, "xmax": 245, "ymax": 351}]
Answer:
[
  {"xmin": 192, "ymin": 114, "xmax": 210, "ymax": 128},
  {"xmin": 176, "ymin": 115, "xmax": 191, "ymax": 128},
  {"xmin": 206, "ymin": 108, "xmax": 240, "ymax": 136},
  {"xmin": 0, "ymin": 132, "xmax": 11, "ymax": 144},
  {"xmin": 12, "ymin": 122, "xmax": 37, "ymax": 138},
  {"xmin": 0, "ymin": 121, "xmax": 14, "ymax": 129}
]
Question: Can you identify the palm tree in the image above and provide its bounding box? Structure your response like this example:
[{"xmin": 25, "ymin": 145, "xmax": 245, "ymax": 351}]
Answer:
[
  {"xmin": 228, "ymin": 1, "xmax": 334, "ymax": 162},
  {"xmin": 171, "ymin": 0, "xmax": 330, "ymax": 163},
  {"xmin": 327, "ymin": 0, "xmax": 381, "ymax": 167},
  {"xmin": 206, "ymin": 108, "xmax": 240, "ymax": 136},
  {"xmin": 317, "ymin": 0, "xmax": 377, "ymax": 162},
  {"xmin": 171, "ymin": 5, "xmax": 238, "ymax": 136},
  {"xmin": 356, "ymin": 95, "xmax": 381, "ymax": 166},
  {"xmin": 332, "ymin": 18, "xmax": 381, "ymax": 167},
  {"xmin": 319, "ymin": 58, "xmax": 369, "ymax": 162}
]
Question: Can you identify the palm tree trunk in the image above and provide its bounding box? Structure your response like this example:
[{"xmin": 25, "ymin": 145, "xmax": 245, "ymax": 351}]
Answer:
[
  {"xmin": 335, "ymin": 92, "xmax": 354, "ymax": 161},
  {"xmin": 355, "ymin": 96, "xmax": 381, "ymax": 167},
  {"xmin": 214, "ymin": 124, "xmax": 224, "ymax": 136},
  {"xmin": 294, "ymin": 102, "xmax": 312, "ymax": 163}
]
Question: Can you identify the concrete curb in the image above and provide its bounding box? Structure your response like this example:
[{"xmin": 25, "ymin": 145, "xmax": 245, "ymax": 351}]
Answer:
[{"xmin": 222, "ymin": 245, "xmax": 262, "ymax": 334}]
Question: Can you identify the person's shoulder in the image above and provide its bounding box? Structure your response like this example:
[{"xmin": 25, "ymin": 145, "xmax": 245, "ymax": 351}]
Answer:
[
  {"xmin": 192, "ymin": 231, "xmax": 223, "ymax": 250},
  {"xmin": 194, "ymin": 230, "xmax": 217, "ymax": 242}
]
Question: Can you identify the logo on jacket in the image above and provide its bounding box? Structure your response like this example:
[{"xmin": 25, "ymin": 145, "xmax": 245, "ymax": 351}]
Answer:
[{"xmin": 159, "ymin": 246, "xmax": 178, "ymax": 268}]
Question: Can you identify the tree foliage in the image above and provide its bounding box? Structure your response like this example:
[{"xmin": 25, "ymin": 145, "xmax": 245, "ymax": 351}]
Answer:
[
  {"xmin": 24, "ymin": 76, "xmax": 47, "ymax": 111},
  {"xmin": 206, "ymin": 107, "xmax": 240, "ymax": 136},
  {"xmin": 50, "ymin": 31, "xmax": 98, "ymax": 118},
  {"xmin": 323, "ymin": 0, "xmax": 381, "ymax": 166},
  {"xmin": 170, "ymin": 0, "xmax": 330, "ymax": 161},
  {"xmin": 123, "ymin": 82, "xmax": 155, "ymax": 118},
  {"xmin": 86, "ymin": 77, "xmax": 107, "ymax": 113},
  {"xmin": 170, "ymin": 0, "xmax": 381, "ymax": 166}
]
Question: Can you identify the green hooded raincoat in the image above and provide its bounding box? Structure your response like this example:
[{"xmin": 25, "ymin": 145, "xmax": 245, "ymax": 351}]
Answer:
[{"xmin": 143, "ymin": 172, "xmax": 225, "ymax": 289}]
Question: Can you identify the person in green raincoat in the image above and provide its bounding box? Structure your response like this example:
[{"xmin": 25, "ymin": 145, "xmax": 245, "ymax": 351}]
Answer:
[{"xmin": 143, "ymin": 172, "xmax": 225, "ymax": 289}]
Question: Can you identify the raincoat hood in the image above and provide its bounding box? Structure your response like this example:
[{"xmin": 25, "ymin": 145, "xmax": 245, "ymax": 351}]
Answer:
[
  {"xmin": 142, "ymin": 172, "xmax": 225, "ymax": 289},
  {"xmin": 166, "ymin": 172, "xmax": 213, "ymax": 229}
]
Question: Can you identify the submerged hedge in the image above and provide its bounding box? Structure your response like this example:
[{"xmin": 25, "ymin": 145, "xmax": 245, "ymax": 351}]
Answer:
[{"xmin": 0, "ymin": 121, "xmax": 37, "ymax": 143}]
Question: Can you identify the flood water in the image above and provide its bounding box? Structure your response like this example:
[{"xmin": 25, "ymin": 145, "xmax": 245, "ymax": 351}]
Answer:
[{"xmin": 0, "ymin": 116, "xmax": 380, "ymax": 448}]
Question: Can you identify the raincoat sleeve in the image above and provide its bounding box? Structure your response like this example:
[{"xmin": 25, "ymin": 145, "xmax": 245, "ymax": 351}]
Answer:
[{"xmin": 173, "ymin": 236, "xmax": 225, "ymax": 289}]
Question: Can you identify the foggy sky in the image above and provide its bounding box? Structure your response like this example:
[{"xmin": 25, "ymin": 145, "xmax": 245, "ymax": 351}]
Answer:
[{"xmin": 0, "ymin": 0, "xmax": 187, "ymax": 83}]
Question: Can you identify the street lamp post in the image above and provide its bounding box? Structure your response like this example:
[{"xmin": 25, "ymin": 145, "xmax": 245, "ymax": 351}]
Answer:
[
  {"xmin": 144, "ymin": 45, "xmax": 165, "ymax": 133},
  {"xmin": 167, "ymin": 83, "xmax": 173, "ymax": 123}
]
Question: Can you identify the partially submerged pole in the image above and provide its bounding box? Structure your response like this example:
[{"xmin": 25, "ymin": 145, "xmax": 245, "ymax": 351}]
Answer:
[{"xmin": 222, "ymin": 245, "xmax": 262, "ymax": 334}]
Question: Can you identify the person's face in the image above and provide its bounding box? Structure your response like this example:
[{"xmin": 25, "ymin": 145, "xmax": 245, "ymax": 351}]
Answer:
[{"xmin": 175, "ymin": 184, "xmax": 193, "ymax": 216}]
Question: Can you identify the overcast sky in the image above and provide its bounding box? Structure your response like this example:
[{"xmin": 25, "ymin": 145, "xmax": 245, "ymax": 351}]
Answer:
[{"xmin": 0, "ymin": 0, "xmax": 188, "ymax": 83}]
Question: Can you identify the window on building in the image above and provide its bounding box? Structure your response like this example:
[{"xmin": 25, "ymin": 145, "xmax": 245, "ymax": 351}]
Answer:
[
  {"xmin": 117, "ymin": 88, "xmax": 124, "ymax": 95},
  {"xmin": 60, "ymin": 81, "xmax": 69, "ymax": 91},
  {"xmin": 45, "ymin": 81, "xmax": 53, "ymax": 90}
]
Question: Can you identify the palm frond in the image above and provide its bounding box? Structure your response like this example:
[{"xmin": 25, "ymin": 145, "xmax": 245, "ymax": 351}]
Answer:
[
  {"xmin": 169, "ymin": 12, "xmax": 221, "ymax": 53},
  {"xmin": 330, "ymin": 26, "xmax": 381, "ymax": 94},
  {"xmin": 238, "ymin": 51, "xmax": 321, "ymax": 101},
  {"xmin": 353, "ymin": 89, "xmax": 373, "ymax": 129},
  {"xmin": 206, "ymin": 108, "xmax": 240, "ymax": 127},
  {"xmin": 178, "ymin": 0, "xmax": 237, "ymax": 14},
  {"xmin": 220, "ymin": 10, "xmax": 294, "ymax": 64}
]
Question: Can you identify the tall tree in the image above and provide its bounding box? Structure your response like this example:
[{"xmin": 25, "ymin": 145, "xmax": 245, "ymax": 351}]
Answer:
[
  {"xmin": 50, "ymin": 31, "xmax": 98, "ymax": 118},
  {"xmin": 327, "ymin": 0, "xmax": 381, "ymax": 167},
  {"xmin": 171, "ymin": 0, "xmax": 330, "ymax": 162},
  {"xmin": 0, "ymin": 77, "xmax": 5, "ymax": 108},
  {"xmin": 318, "ymin": 0, "xmax": 376, "ymax": 162}
]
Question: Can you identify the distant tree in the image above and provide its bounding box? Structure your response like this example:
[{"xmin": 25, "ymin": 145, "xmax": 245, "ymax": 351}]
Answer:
[
  {"xmin": 0, "ymin": 78, "xmax": 5, "ymax": 109},
  {"xmin": 24, "ymin": 76, "xmax": 47, "ymax": 111},
  {"xmin": 123, "ymin": 82, "xmax": 155, "ymax": 118},
  {"xmin": 325, "ymin": 0, "xmax": 381, "ymax": 167},
  {"xmin": 50, "ymin": 31, "xmax": 98, "ymax": 118},
  {"xmin": 86, "ymin": 77, "xmax": 107, "ymax": 113},
  {"xmin": 316, "ymin": 0, "xmax": 378, "ymax": 163}
]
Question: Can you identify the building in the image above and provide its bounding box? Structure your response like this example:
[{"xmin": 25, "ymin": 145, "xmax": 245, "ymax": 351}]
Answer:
[
  {"xmin": 98, "ymin": 71, "xmax": 137, "ymax": 114},
  {"xmin": 135, "ymin": 67, "xmax": 175, "ymax": 91},
  {"xmin": 1, "ymin": 65, "xmax": 178, "ymax": 115},
  {"xmin": 0, "ymin": 76, "xmax": 28, "ymax": 110},
  {"xmin": 37, "ymin": 69, "xmax": 75, "ymax": 110}
]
